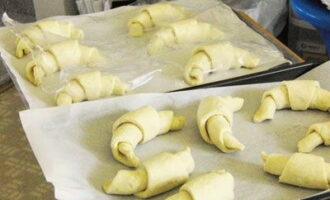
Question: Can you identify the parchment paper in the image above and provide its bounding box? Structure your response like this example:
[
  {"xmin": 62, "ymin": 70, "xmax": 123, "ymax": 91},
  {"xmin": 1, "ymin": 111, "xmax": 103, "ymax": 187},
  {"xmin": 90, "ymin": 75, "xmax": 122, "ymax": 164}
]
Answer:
[
  {"xmin": 0, "ymin": 0, "xmax": 288, "ymax": 109},
  {"xmin": 19, "ymin": 61, "xmax": 330, "ymax": 200}
]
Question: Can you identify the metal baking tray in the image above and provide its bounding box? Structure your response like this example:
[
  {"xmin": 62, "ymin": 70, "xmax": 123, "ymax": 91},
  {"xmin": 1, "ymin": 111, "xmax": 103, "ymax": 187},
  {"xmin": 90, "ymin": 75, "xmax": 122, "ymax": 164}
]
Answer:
[
  {"xmin": 0, "ymin": 1, "xmax": 311, "ymax": 102},
  {"xmin": 171, "ymin": 62, "xmax": 320, "ymax": 92}
]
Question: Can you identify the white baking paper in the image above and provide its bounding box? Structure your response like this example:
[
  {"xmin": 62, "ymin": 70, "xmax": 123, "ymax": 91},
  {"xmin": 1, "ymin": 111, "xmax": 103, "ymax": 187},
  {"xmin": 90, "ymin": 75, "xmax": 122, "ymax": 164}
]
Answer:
[
  {"xmin": 0, "ymin": 0, "xmax": 288, "ymax": 109},
  {"xmin": 19, "ymin": 61, "xmax": 330, "ymax": 200}
]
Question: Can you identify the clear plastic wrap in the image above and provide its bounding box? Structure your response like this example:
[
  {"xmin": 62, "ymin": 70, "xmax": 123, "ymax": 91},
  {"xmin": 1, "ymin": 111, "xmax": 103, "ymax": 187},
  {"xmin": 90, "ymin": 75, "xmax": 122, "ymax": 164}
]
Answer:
[
  {"xmin": 220, "ymin": 0, "xmax": 288, "ymax": 36},
  {"xmin": 141, "ymin": 2, "xmax": 290, "ymax": 86},
  {"xmin": 1, "ymin": 11, "xmax": 163, "ymax": 107},
  {"xmin": 0, "ymin": 0, "xmax": 290, "ymax": 108},
  {"xmin": 78, "ymin": 0, "xmax": 288, "ymax": 36}
]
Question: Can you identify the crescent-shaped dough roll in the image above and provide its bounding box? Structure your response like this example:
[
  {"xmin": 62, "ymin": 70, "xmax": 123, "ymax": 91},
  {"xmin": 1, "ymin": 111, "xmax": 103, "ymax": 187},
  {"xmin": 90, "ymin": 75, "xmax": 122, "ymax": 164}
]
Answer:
[
  {"xmin": 197, "ymin": 96, "xmax": 245, "ymax": 152},
  {"xmin": 147, "ymin": 19, "xmax": 223, "ymax": 55},
  {"xmin": 261, "ymin": 152, "xmax": 330, "ymax": 190},
  {"xmin": 56, "ymin": 71, "xmax": 129, "ymax": 106},
  {"xmin": 128, "ymin": 2, "xmax": 190, "ymax": 37},
  {"xmin": 253, "ymin": 80, "xmax": 330, "ymax": 123},
  {"xmin": 103, "ymin": 148, "xmax": 194, "ymax": 198},
  {"xmin": 184, "ymin": 41, "xmax": 260, "ymax": 86},
  {"xmin": 166, "ymin": 170, "xmax": 234, "ymax": 200},
  {"xmin": 298, "ymin": 121, "xmax": 330, "ymax": 153},
  {"xmin": 26, "ymin": 40, "xmax": 103, "ymax": 86},
  {"xmin": 16, "ymin": 20, "xmax": 84, "ymax": 58},
  {"xmin": 111, "ymin": 105, "xmax": 186, "ymax": 167}
]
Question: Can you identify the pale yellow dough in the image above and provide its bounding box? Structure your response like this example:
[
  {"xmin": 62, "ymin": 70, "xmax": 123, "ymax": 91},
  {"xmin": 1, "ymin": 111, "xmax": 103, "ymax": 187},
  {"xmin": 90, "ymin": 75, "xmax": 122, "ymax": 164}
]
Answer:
[
  {"xmin": 197, "ymin": 96, "xmax": 245, "ymax": 153},
  {"xmin": 261, "ymin": 152, "xmax": 330, "ymax": 190},
  {"xmin": 16, "ymin": 20, "xmax": 84, "ymax": 58},
  {"xmin": 128, "ymin": 2, "xmax": 190, "ymax": 37},
  {"xmin": 111, "ymin": 105, "xmax": 186, "ymax": 167},
  {"xmin": 166, "ymin": 170, "xmax": 234, "ymax": 200},
  {"xmin": 103, "ymin": 148, "xmax": 194, "ymax": 198},
  {"xmin": 253, "ymin": 80, "xmax": 330, "ymax": 123},
  {"xmin": 147, "ymin": 19, "xmax": 223, "ymax": 55},
  {"xmin": 298, "ymin": 121, "xmax": 330, "ymax": 153},
  {"xmin": 184, "ymin": 41, "xmax": 260, "ymax": 86},
  {"xmin": 56, "ymin": 71, "xmax": 129, "ymax": 106},
  {"xmin": 25, "ymin": 40, "xmax": 103, "ymax": 86}
]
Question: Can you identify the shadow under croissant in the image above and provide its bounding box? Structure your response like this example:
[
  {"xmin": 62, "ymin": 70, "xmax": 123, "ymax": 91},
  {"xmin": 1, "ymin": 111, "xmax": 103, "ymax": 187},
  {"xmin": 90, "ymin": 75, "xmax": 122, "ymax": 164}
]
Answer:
[
  {"xmin": 87, "ymin": 150, "xmax": 188, "ymax": 199},
  {"xmin": 79, "ymin": 112, "xmax": 124, "ymax": 162},
  {"xmin": 221, "ymin": 157, "xmax": 317, "ymax": 199},
  {"xmin": 230, "ymin": 87, "xmax": 265, "ymax": 121},
  {"xmin": 88, "ymin": 162, "xmax": 178, "ymax": 199},
  {"xmin": 79, "ymin": 109, "xmax": 183, "ymax": 195},
  {"xmin": 79, "ymin": 113, "xmax": 131, "ymax": 194},
  {"xmin": 230, "ymin": 86, "xmax": 330, "ymax": 151},
  {"xmin": 261, "ymin": 167, "xmax": 320, "ymax": 200}
]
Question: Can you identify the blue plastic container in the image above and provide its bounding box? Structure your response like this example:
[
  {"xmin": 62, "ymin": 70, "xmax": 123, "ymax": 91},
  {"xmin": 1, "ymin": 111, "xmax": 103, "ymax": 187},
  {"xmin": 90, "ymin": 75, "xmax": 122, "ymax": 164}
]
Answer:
[{"xmin": 291, "ymin": 0, "xmax": 330, "ymax": 57}]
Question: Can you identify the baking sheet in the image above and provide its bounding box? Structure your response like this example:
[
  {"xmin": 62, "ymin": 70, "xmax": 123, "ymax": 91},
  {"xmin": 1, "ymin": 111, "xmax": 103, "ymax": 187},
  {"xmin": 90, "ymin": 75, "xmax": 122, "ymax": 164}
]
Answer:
[
  {"xmin": 19, "ymin": 61, "xmax": 330, "ymax": 200},
  {"xmin": 0, "ymin": 0, "xmax": 288, "ymax": 109}
]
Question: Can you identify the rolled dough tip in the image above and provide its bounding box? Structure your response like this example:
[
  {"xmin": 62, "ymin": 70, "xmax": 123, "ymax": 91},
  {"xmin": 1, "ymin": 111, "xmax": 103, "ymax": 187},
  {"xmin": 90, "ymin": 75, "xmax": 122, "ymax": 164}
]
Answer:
[
  {"xmin": 102, "ymin": 179, "xmax": 113, "ymax": 194},
  {"xmin": 56, "ymin": 93, "xmax": 73, "ymax": 106},
  {"xmin": 129, "ymin": 23, "xmax": 144, "ymax": 37},
  {"xmin": 171, "ymin": 115, "xmax": 186, "ymax": 130},
  {"xmin": 253, "ymin": 115, "xmax": 267, "ymax": 123},
  {"xmin": 297, "ymin": 132, "xmax": 323, "ymax": 153},
  {"xmin": 261, "ymin": 151, "xmax": 268, "ymax": 162}
]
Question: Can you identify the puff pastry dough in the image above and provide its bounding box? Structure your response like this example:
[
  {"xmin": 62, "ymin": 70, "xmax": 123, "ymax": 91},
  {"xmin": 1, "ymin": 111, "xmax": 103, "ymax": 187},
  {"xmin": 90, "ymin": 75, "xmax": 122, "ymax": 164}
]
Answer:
[
  {"xmin": 26, "ymin": 40, "xmax": 103, "ymax": 86},
  {"xmin": 103, "ymin": 148, "xmax": 194, "ymax": 198},
  {"xmin": 197, "ymin": 96, "xmax": 245, "ymax": 152},
  {"xmin": 111, "ymin": 105, "xmax": 186, "ymax": 167},
  {"xmin": 298, "ymin": 121, "xmax": 330, "ymax": 153},
  {"xmin": 185, "ymin": 41, "xmax": 260, "ymax": 86},
  {"xmin": 166, "ymin": 170, "xmax": 234, "ymax": 200},
  {"xmin": 147, "ymin": 19, "xmax": 223, "ymax": 55},
  {"xmin": 261, "ymin": 152, "xmax": 330, "ymax": 190},
  {"xmin": 254, "ymin": 80, "xmax": 330, "ymax": 123},
  {"xmin": 56, "ymin": 71, "xmax": 128, "ymax": 106},
  {"xmin": 128, "ymin": 2, "xmax": 189, "ymax": 37},
  {"xmin": 16, "ymin": 20, "xmax": 84, "ymax": 58}
]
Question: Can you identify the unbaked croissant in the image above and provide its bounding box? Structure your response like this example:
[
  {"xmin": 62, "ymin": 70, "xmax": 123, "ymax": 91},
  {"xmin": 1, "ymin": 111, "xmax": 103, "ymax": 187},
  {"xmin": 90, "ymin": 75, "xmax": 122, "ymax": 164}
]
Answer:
[
  {"xmin": 298, "ymin": 121, "xmax": 330, "ymax": 153},
  {"xmin": 111, "ymin": 105, "xmax": 186, "ymax": 167},
  {"xmin": 254, "ymin": 80, "xmax": 330, "ymax": 123},
  {"xmin": 26, "ymin": 40, "xmax": 103, "ymax": 86},
  {"xmin": 56, "ymin": 71, "xmax": 128, "ymax": 106},
  {"xmin": 197, "ymin": 96, "xmax": 245, "ymax": 153},
  {"xmin": 103, "ymin": 148, "xmax": 194, "ymax": 198},
  {"xmin": 147, "ymin": 19, "xmax": 223, "ymax": 55},
  {"xmin": 185, "ymin": 41, "xmax": 260, "ymax": 86},
  {"xmin": 261, "ymin": 152, "xmax": 330, "ymax": 190},
  {"xmin": 166, "ymin": 170, "xmax": 234, "ymax": 200},
  {"xmin": 128, "ymin": 2, "xmax": 190, "ymax": 37},
  {"xmin": 16, "ymin": 20, "xmax": 84, "ymax": 58}
]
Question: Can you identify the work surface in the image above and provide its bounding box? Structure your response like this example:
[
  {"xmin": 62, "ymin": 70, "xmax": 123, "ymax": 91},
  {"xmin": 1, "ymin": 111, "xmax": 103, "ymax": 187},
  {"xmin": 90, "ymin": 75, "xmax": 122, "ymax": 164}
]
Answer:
[{"xmin": 0, "ymin": 87, "xmax": 54, "ymax": 200}]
